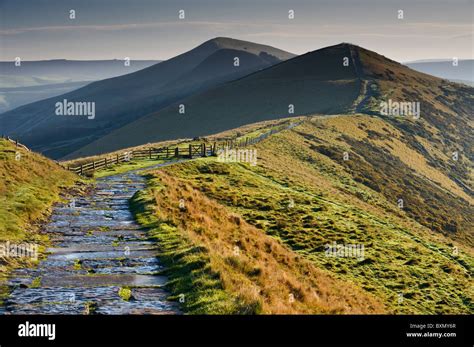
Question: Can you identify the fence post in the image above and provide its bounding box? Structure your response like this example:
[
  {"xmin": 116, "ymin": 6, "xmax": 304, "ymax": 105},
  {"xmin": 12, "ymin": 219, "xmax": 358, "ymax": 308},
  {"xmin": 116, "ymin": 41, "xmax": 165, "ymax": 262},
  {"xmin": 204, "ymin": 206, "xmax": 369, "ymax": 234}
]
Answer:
[
  {"xmin": 166, "ymin": 147, "xmax": 169, "ymax": 158},
  {"xmin": 116, "ymin": 154, "xmax": 119, "ymax": 164},
  {"xmin": 105, "ymin": 158, "xmax": 108, "ymax": 167},
  {"xmin": 175, "ymin": 147, "xmax": 179, "ymax": 158},
  {"xmin": 149, "ymin": 148, "xmax": 152, "ymax": 159},
  {"xmin": 189, "ymin": 144, "xmax": 192, "ymax": 158},
  {"xmin": 201, "ymin": 143, "xmax": 206, "ymax": 157},
  {"xmin": 80, "ymin": 165, "xmax": 83, "ymax": 175}
]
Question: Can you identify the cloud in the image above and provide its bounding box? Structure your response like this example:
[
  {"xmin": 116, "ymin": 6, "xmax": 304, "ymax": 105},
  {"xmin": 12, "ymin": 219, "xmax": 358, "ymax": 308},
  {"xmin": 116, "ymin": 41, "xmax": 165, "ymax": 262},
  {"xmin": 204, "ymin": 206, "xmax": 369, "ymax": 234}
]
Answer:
[
  {"xmin": 0, "ymin": 21, "xmax": 270, "ymax": 35},
  {"xmin": 242, "ymin": 22, "xmax": 472, "ymax": 39}
]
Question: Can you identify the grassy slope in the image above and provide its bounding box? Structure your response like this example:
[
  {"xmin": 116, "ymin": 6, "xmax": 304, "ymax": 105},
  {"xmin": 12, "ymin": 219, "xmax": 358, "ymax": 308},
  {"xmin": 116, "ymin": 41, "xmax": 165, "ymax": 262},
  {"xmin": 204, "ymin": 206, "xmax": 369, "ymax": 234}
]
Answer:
[
  {"xmin": 134, "ymin": 117, "xmax": 472, "ymax": 314},
  {"xmin": 0, "ymin": 139, "xmax": 77, "ymax": 290},
  {"xmin": 62, "ymin": 116, "xmax": 302, "ymax": 178},
  {"xmin": 0, "ymin": 139, "xmax": 77, "ymax": 241},
  {"xmin": 131, "ymin": 173, "xmax": 385, "ymax": 314},
  {"xmin": 92, "ymin": 158, "xmax": 170, "ymax": 179},
  {"xmin": 358, "ymin": 48, "xmax": 474, "ymax": 198}
]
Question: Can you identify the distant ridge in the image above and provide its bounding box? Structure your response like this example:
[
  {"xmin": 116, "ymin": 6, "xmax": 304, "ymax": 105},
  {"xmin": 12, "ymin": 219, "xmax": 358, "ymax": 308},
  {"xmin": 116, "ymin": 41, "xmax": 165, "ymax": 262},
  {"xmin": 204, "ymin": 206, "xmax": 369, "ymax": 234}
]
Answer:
[
  {"xmin": 0, "ymin": 38, "xmax": 295, "ymax": 158},
  {"xmin": 72, "ymin": 41, "xmax": 473, "ymax": 166},
  {"xmin": 0, "ymin": 59, "xmax": 162, "ymax": 112},
  {"xmin": 0, "ymin": 59, "xmax": 162, "ymax": 87},
  {"xmin": 70, "ymin": 42, "xmax": 365, "ymax": 157},
  {"xmin": 405, "ymin": 59, "xmax": 474, "ymax": 82}
]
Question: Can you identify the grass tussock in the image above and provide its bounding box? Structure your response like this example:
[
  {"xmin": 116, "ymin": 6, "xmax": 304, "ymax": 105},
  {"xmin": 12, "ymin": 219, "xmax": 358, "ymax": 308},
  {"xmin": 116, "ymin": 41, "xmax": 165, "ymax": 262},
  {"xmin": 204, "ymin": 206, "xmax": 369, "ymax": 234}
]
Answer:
[
  {"xmin": 0, "ymin": 139, "xmax": 77, "ymax": 241},
  {"xmin": 131, "ymin": 171, "xmax": 385, "ymax": 314},
  {"xmin": 153, "ymin": 116, "xmax": 472, "ymax": 314}
]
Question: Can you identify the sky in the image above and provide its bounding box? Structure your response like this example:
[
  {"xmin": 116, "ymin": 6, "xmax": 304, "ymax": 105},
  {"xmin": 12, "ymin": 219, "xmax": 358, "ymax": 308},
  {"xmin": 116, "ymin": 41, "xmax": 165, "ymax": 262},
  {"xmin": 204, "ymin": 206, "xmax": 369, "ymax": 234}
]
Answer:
[{"xmin": 0, "ymin": 0, "xmax": 472, "ymax": 62}]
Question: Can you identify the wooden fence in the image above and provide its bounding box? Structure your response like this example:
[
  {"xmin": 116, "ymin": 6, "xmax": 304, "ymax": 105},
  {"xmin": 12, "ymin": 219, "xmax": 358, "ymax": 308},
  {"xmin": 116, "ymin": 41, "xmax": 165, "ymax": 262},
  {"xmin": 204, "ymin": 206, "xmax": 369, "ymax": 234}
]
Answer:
[
  {"xmin": 67, "ymin": 143, "xmax": 216, "ymax": 175},
  {"xmin": 1, "ymin": 134, "xmax": 30, "ymax": 152},
  {"xmin": 3, "ymin": 120, "xmax": 303, "ymax": 176}
]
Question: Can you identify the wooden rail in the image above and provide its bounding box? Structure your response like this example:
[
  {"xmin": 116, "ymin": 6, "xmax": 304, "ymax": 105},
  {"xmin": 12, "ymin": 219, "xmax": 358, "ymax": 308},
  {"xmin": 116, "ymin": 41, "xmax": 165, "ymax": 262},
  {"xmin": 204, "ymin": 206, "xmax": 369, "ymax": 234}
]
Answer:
[
  {"xmin": 66, "ymin": 143, "xmax": 217, "ymax": 175},
  {"xmin": 3, "ymin": 120, "xmax": 303, "ymax": 176},
  {"xmin": 1, "ymin": 134, "xmax": 30, "ymax": 152}
]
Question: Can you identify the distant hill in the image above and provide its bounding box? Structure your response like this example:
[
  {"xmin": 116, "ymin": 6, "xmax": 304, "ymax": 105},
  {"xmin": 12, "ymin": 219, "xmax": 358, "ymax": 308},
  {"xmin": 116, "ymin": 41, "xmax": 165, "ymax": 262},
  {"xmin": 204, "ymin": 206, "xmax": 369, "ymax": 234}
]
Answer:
[
  {"xmin": 70, "ymin": 43, "xmax": 362, "ymax": 158},
  {"xmin": 0, "ymin": 38, "xmax": 295, "ymax": 158},
  {"xmin": 0, "ymin": 59, "xmax": 161, "ymax": 87},
  {"xmin": 72, "ymin": 45, "xmax": 474, "ymax": 162},
  {"xmin": 0, "ymin": 59, "xmax": 161, "ymax": 113},
  {"xmin": 0, "ymin": 81, "xmax": 90, "ymax": 113},
  {"xmin": 405, "ymin": 59, "xmax": 473, "ymax": 83},
  {"xmin": 449, "ymin": 79, "xmax": 474, "ymax": 87}
]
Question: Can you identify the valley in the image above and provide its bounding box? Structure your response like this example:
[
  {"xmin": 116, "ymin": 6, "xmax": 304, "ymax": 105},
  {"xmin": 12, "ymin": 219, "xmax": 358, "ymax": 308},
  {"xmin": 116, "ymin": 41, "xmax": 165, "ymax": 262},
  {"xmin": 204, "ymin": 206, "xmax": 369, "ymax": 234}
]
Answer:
[{"xmin": 0, "ymin": 38, "xmax": 472, "ymax": 316}]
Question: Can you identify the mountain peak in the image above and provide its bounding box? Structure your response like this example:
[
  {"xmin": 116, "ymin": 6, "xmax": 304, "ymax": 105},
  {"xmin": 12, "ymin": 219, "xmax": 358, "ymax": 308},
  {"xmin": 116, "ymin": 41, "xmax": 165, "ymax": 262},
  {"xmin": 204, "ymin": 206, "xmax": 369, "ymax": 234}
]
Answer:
[
  {"xmin": 313, "ymin": 42, "xmax": 365, "ymax": 54},
  {"xmin": 200, "ymin": 37, "xmax": 296, "ymax": 60},
  {"xmin": 207, "ymin": 36, "xmax": 239, "ymax": 45},
  {"xmin": 305, "ymin": 42, "xmax": 403, "ymax": 72}
]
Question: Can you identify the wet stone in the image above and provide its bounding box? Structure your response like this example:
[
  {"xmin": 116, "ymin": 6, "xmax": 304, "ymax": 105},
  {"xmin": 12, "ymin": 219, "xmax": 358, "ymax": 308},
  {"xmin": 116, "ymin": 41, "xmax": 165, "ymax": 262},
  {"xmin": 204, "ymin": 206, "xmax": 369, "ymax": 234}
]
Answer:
[
  {"xmin": 40, "ymin": 274, "xmax": 168, "ymax": 287},
  {"xmin": 4, "ymin": 167, "xmax": 180, "ymax": 315}
]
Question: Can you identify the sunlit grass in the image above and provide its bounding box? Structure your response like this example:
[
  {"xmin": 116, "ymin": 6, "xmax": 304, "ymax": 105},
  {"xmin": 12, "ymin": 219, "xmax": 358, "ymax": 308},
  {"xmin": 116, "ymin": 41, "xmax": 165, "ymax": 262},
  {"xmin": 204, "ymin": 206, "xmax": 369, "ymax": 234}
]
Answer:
[
  {"xmin": 0, "ymin": 139, "xmax": 77, "ymax": 241},
  {"xmin": 147, "ymin": 116, "xmax": 473, "ymax": 314},
  {"xmin": 92, "ymin": 158, "xmax": 170, "ymax": 178}
]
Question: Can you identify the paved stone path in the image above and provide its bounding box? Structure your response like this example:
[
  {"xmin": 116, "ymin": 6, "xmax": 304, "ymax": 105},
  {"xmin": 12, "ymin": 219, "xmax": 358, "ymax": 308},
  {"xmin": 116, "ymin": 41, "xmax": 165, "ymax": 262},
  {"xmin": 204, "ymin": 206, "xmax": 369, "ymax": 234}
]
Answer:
[{"xmin": 4, "ymin": 163, "xmax": 181, "ymax": 314}]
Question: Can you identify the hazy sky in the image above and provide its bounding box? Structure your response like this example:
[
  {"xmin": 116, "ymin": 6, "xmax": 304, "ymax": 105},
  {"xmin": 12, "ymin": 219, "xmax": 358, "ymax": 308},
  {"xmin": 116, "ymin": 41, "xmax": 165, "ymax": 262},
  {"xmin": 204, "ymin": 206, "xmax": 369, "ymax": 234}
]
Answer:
[{"xmin": 0, "ymin": 0, "xmax": 472, "ymax": 62}]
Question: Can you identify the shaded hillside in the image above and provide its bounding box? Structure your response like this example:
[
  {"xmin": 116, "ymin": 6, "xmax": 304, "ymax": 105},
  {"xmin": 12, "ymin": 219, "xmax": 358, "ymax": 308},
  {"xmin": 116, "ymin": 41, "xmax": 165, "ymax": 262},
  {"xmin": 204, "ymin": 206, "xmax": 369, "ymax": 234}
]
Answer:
[
  {"xmin": 0, "ymin": 38, "xmax": 294, "ymax": 159},
  {"xmin": 70, "ymin": 43, "xmax": 362, "ymax": 157},
  {"xmin": 75, "ymin": 43, "xmax": 473, "ymax": 162},
  {"xmin": 139, "ymin": 117, "xmax": 472, "ymax": 313},
  {"xmin": 354, "ymin": 47, "xmax": 474, "ymax": 202}
]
